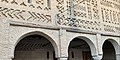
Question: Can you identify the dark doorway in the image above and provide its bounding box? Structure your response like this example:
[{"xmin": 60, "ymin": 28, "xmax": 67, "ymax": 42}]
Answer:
[
  {"xmin": 102, "ymin": 40, "xmax": 116, "ymax": 60},
  {"xmin": 82, "ymin": 51, "xmax": 91, "ymax": 60},
  {"xmin": 68, "ymin": 38, "xmax": 92, "ymax": 60}
]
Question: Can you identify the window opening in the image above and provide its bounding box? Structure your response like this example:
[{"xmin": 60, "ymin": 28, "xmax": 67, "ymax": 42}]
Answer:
[
  {"xmin": 28, "ymin": 0, "xmax": 32, "ymax": 3},
  {"xmin": 71, "ymin": 51, "xmax": 74, "ymax": 58},
  {"xmin": 47, "ymin": 52, "xmax": 49, "ymax": 59}
]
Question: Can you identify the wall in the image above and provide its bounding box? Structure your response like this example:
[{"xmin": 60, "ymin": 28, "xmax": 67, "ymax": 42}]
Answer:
[
  {"xmin": 0, "ymin": 0, "xmax": 119, "ymax": 60},
  {"xmin": 0, "ymin": 0, "xmax": 119, "ymax": 36}
]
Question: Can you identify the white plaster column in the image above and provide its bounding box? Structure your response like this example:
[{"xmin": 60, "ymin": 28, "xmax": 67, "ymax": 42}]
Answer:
[
  {"xmin": 0, "ymin": 19, "xmax": 13, "ymax": 60},
  {"xmin": 92, "ymin": 54, "xmax": 103, "ymax": 60},
  {"xmin": 59, "ymin": 29, "xmax": 68, "ymax": 57},
  {"xmin": 0, "ymin": 44, "xmax": 14, "ymax": 60},
  {"xmin": 58, "ymin": 57, "xmax": 68, "ymax": 60},
  {"xmin": 96, "ymin": 34, "xmax": 103, "ymax": 55},
  {"xmin": 116, "ymin": 54, "xmax": 120, "ymax": 60}
]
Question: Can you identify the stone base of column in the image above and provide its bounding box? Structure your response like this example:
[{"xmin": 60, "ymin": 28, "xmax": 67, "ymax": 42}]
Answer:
[
  {"xmin": 92, "ymin": 54, "xmax": 102, "ymax": 60},
  {"xmin": 116, "ymin": 54, "xmax": 120, "ymax": 60},
  {"xmin": 58, "ymin": 57, "xmax": 68, "ymax": 60}
]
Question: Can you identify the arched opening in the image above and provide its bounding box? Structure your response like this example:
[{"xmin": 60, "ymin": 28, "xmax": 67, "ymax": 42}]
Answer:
[
  {"xmin": 68, "ymin": 38, "xmax": 92, "ymax": 60},
  {"xmin": 13, "ymin": 35, "xmax": 57, "ymax": 60},
  {"xmin": 102, "ymin": 40, "xmax": 116, "ymax": 60}
]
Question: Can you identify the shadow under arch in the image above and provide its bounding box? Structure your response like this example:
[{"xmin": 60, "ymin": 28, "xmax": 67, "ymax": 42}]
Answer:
[
  {"xmin": 68, "ymin": 36, "xmax": 97, "ymax": 58},
  {"xmin": 102, "ymin": 38, "xmax": 120, "ymax": 55},
  {"xmin": 13, "ymin": 31, "xmax": 59, "ymax": 58}
]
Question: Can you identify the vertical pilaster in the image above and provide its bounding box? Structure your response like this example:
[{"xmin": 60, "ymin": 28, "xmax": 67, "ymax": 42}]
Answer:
[
  {"xmin": 0, "ymin": 19, "xmax": 13, "ymax": 60},
  {"xmin": 95, "ymin": 34, "xmax": 103, "ymax": 60},
  {"xmin": 59, "ymin": 28, "xmax": 68, "ymax": 58},
  {"xmin": 96, "ymin": 34, "xmax": 103, "ymax": 55}
]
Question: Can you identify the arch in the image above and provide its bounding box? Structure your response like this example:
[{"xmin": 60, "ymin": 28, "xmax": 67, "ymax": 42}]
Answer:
[
  {"xmin": 102, "ymin": 38, "xmax": 120, "ymax": 54},
  {"xmin": 13, "ymin": 31, "xmax": 59, "ymax": 58},
  {"xmin": 67, "ymin": 36, "xmax": 97, "ymax": 56}
]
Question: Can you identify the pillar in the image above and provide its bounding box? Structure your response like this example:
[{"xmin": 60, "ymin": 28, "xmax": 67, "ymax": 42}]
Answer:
[
  {"xmin": 92, "ymin": 54, "xmax": 103, "ymax": 60},
  {"xmin": 96, "ymin": 34, "xmax": 103, "ymax": 55},
  {"xmin": 59, "ymin": 29, "xmax": 68, "ymax": 57},
  {"xmin": 116, "ymin": 54, "xmax": 120, "ymax": 60},
  {"xmin": 58, "ymin": 57, "xmax": 68, "ymax": 60},
  {"xmin": 0, "ymin": 19, "xmax": 12, "ymax": 60}
]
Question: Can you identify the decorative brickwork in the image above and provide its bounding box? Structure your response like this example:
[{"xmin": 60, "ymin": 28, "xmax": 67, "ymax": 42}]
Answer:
[
  {"xmin": 1, "ymin": 0, "xmax": 51, "ymax": 10},
  {"xmin": 100, "ymin": 0, "xmax": 120, "ymax": 33},
  {"xmin": 57, "ymin": 0, "xmax": 101, "ymax": 30},
  {"xmin": 0, "ymin": 7, "xmax": 51, "ymax": 23},
  {"xmin": 57, "ymin": 0, "xmax": 120, "ymax": 33},
  {"xmin": 0, "ymin": 0, "xmax": 119, "ymax": 33}
]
